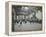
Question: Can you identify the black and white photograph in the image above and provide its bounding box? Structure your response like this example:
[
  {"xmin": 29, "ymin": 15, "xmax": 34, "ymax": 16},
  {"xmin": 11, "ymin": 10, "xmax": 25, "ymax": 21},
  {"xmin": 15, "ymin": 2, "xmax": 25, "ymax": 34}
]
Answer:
[
  {"xmin": 12, "ymin": 5, "xmax": 42, "ymax": 32},
  {"xmin": 5, "ymin": 2, "xmax": 45, "ymax": 35}
]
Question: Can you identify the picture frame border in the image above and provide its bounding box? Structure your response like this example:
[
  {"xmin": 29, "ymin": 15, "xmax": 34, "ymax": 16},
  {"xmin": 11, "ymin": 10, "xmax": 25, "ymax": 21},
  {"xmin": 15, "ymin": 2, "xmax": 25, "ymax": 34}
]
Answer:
[{"xmin": 5, "ymin": 1, "xmax": 45, "ymax": 36}]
